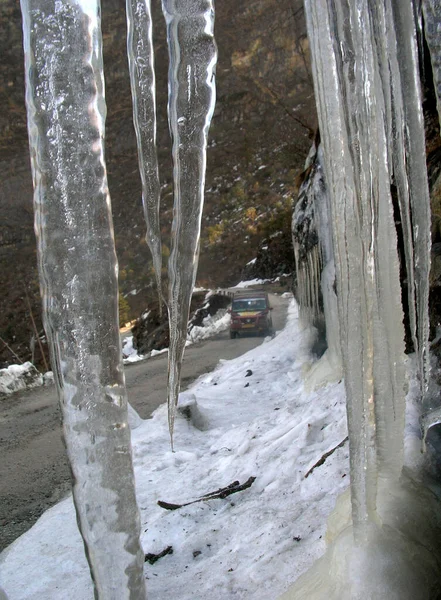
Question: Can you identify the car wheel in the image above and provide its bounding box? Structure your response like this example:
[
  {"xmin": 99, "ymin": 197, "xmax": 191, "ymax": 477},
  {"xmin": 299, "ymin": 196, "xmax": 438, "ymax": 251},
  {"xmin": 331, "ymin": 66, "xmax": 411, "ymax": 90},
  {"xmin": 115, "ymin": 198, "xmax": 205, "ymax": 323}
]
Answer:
[{"xmin": 230, "ymin": 331, "xmax": 237, "ymax": 339}]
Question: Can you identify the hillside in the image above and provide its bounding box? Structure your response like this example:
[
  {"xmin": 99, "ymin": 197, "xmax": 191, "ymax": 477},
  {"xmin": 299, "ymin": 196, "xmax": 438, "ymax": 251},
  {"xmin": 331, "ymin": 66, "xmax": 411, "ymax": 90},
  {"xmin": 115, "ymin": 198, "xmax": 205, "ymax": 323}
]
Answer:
[{"xmin": 0, "ymin": 0, "xmax": 315, "ymax": 367}]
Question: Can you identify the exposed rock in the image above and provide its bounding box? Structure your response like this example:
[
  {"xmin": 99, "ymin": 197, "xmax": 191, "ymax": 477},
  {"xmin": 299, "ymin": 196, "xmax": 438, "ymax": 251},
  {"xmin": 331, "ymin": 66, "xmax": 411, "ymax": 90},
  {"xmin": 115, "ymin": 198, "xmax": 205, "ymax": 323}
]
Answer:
[
  {"xmin": 188, "ymin": 294, "xmax": 231, "ymax": 330},
  {"xmin": 240, "ymin": 230, "xmax": 295, "ymax": 283},
  {"xmin": 131, "ymin": 291, "xmax": 231, "ymax": 355}
]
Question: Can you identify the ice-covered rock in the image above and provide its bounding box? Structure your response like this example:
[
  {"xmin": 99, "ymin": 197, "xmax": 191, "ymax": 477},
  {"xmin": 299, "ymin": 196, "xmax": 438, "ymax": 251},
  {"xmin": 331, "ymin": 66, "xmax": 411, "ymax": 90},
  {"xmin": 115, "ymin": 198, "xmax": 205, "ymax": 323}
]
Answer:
[{"xmin": 0, "ymin": 362, "xmax": 43, "ymax": 397}]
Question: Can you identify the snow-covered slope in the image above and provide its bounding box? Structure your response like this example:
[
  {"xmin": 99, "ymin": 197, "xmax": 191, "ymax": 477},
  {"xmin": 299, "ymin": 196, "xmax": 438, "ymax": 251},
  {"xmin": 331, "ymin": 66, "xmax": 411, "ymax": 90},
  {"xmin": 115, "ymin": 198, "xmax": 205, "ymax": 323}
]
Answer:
[{"xmin": 0, "ymin": 300, "xmax": 423, "ymax": 599}]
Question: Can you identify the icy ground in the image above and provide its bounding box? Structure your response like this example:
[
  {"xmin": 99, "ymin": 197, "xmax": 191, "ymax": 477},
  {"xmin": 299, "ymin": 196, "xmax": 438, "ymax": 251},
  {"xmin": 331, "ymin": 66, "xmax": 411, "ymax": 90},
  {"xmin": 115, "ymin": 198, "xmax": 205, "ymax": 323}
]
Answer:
[{"xmin": 0, "ymin": 300, "xmax": 424, "ymax": 599}]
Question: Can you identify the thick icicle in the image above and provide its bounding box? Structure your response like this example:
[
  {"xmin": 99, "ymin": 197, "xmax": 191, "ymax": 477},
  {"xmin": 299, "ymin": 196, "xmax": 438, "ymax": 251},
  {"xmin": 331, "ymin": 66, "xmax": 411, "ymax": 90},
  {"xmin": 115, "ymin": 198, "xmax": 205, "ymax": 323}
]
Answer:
[
  {"xmin": 385, "ymin": 0, "xmax": 431, "ymax": 390},
  {"xmin": 304, "ymin": 0, "xmax": 407, "ymax": 539},
  {"xmin": 162, "ymin": 0, "xmax": 217, "ymax": 444},
  {"xmin": 423, "ymin": 0, "xmax": 441, "ymax": 127},
  {"xmin": 20, "ymin": 1, "xmax": 146, "ymax": 597},
  {"xmin": 126, "ymin": 0, "xmax": 163, "ymax": 309}
]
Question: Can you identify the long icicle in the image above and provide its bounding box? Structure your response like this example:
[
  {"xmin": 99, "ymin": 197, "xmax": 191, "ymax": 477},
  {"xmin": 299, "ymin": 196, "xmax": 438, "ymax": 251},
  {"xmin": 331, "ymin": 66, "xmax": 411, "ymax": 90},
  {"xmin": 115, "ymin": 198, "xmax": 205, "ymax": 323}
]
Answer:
[
  {"xmin": 126, "ymin": 0, "xmax": 163, "ymax": 311},
  {"xmin": 422, "ymin": 0, "xmax": 441, "ymax": 127},
  {"xmin": 304, "ymin": 0, "xmax": 407, "ymax": 541},
  {"xmin": 20, "ymin": 1, "xmax": 146, "ymax": 596},
  {"xmin": 162, "ymin": 0, "xmax": 217, "ymax": 446}
]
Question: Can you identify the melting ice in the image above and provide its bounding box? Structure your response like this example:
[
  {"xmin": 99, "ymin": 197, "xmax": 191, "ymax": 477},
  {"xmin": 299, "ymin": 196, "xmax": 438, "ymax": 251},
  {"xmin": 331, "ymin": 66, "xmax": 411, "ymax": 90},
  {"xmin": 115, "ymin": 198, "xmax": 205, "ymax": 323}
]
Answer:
[{"xmin": 20, "ymin": 0, "xmax": 146, "ymax": 597}]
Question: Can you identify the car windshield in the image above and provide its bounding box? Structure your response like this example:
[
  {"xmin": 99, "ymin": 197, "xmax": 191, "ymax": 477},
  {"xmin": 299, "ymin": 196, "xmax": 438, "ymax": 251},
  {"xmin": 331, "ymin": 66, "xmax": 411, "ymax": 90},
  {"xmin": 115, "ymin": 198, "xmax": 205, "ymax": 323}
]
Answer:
[{"xmin": 232, "ymin": 298, "xmax": 267, "ymax": 312}]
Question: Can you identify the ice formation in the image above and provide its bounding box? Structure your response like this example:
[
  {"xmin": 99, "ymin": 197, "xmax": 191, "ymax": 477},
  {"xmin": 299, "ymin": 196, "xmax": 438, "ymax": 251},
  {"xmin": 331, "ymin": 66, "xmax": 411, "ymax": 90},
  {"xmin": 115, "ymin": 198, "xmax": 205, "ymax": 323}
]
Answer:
[
  {"xmin": 305, "ymin": 0, "xmax": 429, "ymax": 535},
  {"xmin": 282, "ymin": 0, "xmax": 440, "ymax": 597},
  {"xmin": 423, "ymin": 0, "xmax": 441, "ymax": 127},
  {"xmin": 126, "ymin": 0, "xmax": 163, "ymax": 308},
  {"xmin": 162, "ymin": 0, "xmax": 217, "ymax": 444},
  {"xmin": 20, "ymin": 1, "xmax": 146, "ymax": 597},
  {"xmin": 292, "ymin": 141, "xmax": 342, "ymax": 389}
]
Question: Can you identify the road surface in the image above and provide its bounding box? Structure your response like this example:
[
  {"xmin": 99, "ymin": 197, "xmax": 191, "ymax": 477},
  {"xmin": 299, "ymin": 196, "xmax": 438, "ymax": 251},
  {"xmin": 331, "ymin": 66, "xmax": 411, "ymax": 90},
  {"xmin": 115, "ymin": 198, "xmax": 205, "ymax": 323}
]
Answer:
[{"xmin": 0, "ymin": 292, "xmax": 289, "ymax": 551}]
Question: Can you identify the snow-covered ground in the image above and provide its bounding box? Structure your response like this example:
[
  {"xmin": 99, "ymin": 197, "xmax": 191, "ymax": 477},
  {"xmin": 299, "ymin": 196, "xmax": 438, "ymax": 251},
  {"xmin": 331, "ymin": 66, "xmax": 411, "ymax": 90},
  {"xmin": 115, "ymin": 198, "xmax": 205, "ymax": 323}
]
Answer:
[
  {"xmin": 0, "ymin": 300, "xmax": 423, "ymax": 599},
  {"xmin": 123, "ymin": 307, "xmax": 231, "ymax": 364}
]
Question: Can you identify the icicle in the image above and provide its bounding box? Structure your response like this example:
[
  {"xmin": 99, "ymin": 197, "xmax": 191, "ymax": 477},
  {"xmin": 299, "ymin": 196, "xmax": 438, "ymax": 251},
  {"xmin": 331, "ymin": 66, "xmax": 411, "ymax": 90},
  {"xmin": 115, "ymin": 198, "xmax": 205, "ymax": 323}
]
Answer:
[
  {"xmin": 162, "ymin": 0, "xmax": 217, "ymax": 445},
  {"xmin": 384, "ymin": 0, "xmax": 431, "ymax": 391},
  {"xmin": 126, "ymin": 0, "xmax": 163, "ymax": 312},
  {"xmin": 20, "ymin": 1, "xmax": 146, "ymax": 597},
  {"xmin": 422, "ymin": 0, "xmax": 441, "ymax": 127},
  {"xmin": 292, "ymin": 153, "xmax": 322, "ymax": 327},
  {"xmin": 304, "ymin": 0, "xmax": 407, "ymax": 540}
]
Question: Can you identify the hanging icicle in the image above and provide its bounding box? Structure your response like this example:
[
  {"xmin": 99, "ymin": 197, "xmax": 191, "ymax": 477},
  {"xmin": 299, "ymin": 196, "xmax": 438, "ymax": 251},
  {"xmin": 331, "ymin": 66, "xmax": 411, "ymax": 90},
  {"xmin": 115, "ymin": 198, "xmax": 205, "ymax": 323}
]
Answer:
[
  {"xmin": 126, "ymin": 0, "xmax": 163, "ymax": 311},
  {"xmin": 422, "ymin": 0, "xmax": 441, "ymax": 128},
  {"xmin": 162, "ymin": 0, "xmax": 217, "ymax": 445},
  {"xmin": 20, "ymin": 1, "xmax": 146, "ymax": 597},
  {"xmin": 384, "ymin": 0, "xmax": 432, "ymax": 391},
  {"xmin": 304, "ymin": 0, "xmax": 409, "ymax": 539},
  {"xmin": 292, "ymin": 147, "xmax": 323, "ymax": 327}
]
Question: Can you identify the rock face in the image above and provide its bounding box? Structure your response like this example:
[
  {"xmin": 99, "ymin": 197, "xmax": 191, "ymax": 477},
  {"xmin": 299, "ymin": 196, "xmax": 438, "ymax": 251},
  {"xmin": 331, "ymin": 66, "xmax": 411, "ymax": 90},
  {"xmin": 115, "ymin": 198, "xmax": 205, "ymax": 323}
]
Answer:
[
  {"xmin": 0, "ymin": 0, "xmax": 314, "ymax": 367},
  {"xmin": 240, "ymin": 229, "xmax": 295, "ymax": 284},
  {"xmin": 131, "ymin": 292, "xmax": 231, "ymax": 355}
]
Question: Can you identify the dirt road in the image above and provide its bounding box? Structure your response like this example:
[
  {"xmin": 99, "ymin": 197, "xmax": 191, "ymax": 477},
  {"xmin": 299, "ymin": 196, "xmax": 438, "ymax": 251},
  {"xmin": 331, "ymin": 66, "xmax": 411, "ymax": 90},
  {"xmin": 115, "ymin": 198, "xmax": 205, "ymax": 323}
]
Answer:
[{"xmin": 0, "ymin": 293, "xmax": 289, "ymax": 551}]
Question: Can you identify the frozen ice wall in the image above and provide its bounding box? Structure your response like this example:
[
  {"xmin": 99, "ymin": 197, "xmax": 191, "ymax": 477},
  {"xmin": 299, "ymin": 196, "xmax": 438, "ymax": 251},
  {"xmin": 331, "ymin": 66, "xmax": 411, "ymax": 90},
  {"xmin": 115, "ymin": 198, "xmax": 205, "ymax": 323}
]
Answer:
[
  {"xmin": 162, "ymin": 0, "xmax": 217, "ymax": 443},
  {"xmin": 292, "ymin": 144, "xmax": 322, "ymax": 328},
  {"xmin": 20, "ymin": 1, "xmax": 146, "ymax": 597},
  {"xmin": 292, "ymin": 141, "xmax": 342, "ymax": 389},
  {"xmin": 281, "ymin": 0, "xmax": 439, "ymax": 597}
]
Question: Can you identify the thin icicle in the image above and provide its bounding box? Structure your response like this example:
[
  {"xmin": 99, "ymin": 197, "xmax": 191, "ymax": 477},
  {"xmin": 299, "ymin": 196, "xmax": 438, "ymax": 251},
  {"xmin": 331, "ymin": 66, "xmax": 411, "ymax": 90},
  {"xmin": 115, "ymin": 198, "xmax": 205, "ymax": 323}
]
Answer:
[
  {"xmin": 422, "ymin": 0, "xmax": 441, "ymax": 127},
  {"xmin": 162, "ymin": 0, "xmax": 217, "ymax": 445},
  {"xmin": 126, "ymin": 0, "xmax": 163, "ymax": 311},
  {"xmin": 20, "ymin": 1, "xmax": 146, "ymax": 597}
]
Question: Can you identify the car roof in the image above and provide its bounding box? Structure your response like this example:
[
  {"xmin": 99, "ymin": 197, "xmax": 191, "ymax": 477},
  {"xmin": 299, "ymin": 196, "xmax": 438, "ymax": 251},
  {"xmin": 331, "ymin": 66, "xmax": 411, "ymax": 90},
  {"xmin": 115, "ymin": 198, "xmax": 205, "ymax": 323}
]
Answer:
[{"xmin": 233, "ymin": 291, "xmax": 268, "ymax": 299}]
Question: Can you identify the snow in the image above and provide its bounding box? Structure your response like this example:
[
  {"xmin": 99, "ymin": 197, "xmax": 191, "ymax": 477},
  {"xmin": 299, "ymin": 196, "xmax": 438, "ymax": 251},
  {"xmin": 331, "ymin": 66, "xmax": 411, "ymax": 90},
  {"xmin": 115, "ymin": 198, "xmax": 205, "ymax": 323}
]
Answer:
[
  {"xmin": 233, "ymin": 278, "xmax": 272, "ymax": 288},
  {"xmin": 122, "ymin": 336, "xmax": 146, "ymax": 363},
  {"xmin": 187, "ymin": 310, "xmax": 231, "ymax": 343},
  {"xmin": 0, "ymin": 301, "xmax": 425, "ymax": 598},
  {"xmin": 0, "ymin": 362, "xmax": 44, "ymax": 396}
]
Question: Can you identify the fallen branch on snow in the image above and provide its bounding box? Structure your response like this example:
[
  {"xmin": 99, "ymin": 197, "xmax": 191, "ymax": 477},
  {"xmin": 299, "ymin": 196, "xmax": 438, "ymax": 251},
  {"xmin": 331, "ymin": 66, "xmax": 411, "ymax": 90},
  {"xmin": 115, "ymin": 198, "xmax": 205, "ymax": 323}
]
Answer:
[
  {"xmin": 158, "ymin": 477, "xmax": 256, "ymax": 511},
  {"xmin": 145, "ymin": 546, "xmax": 174, "ymax": 564},
  {"xmin": 304, "ymin": 436, "xmax": 348, "ymax": 479}
]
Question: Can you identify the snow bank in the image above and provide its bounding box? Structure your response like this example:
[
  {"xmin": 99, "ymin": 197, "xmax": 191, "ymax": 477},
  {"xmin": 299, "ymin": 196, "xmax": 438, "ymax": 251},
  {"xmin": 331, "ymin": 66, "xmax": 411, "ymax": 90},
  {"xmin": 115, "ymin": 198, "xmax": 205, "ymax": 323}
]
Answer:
[
  {"xmin": 122, "ymin": 336, "xmax": 146, "ymax": 363},
  {"xmin": 187, "ymin": 309, "xmax": 231, "ymax": 343},
  {"xmin": 0, "ymin": 362, "xmax": 44, "ymax": 397}
]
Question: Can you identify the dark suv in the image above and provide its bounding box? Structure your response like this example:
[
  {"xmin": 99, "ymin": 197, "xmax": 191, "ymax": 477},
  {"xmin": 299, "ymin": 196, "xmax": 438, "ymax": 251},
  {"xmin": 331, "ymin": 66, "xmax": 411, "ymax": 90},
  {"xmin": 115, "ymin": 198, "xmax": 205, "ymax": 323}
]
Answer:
[{"xmin": 229, "ymin": 291, "xmax": 273, "ymax": 338}]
